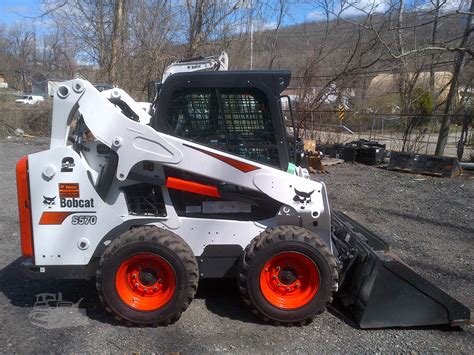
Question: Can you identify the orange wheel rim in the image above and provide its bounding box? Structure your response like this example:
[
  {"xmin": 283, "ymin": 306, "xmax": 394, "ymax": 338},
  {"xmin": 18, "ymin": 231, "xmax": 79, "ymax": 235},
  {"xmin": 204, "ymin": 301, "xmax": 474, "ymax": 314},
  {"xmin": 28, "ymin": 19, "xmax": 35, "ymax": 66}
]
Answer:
[
  {"xmin": 115, "ymin": 253, "xmax": 176, "ymax": 311},
  {"xmin": 259, "ymin": 252, "xmax": 320, "ymax": 310}
]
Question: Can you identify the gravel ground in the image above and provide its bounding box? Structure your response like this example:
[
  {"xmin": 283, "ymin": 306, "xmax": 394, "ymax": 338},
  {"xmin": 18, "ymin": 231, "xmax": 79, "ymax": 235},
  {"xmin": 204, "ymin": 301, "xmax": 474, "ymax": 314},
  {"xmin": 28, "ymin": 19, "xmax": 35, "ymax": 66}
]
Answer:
[{"xmin": 0, "ymin": 138, "xmax": 472, "ymax": 353}]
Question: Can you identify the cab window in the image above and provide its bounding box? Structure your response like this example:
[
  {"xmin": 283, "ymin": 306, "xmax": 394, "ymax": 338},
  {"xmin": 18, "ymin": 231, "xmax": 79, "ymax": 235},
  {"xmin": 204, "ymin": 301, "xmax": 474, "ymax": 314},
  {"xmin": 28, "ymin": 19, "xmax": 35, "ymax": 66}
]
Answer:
[{"xmin": 166, "ymin": 88, "xmax": 279, "ymax": 167}]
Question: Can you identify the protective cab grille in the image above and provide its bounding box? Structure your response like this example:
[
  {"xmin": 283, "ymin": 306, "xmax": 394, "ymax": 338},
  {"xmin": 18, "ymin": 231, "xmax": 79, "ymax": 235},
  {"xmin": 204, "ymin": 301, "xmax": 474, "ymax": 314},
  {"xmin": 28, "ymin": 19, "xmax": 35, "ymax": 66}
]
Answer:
[{"xmin": 166, "ymin": 88, "xmax": 280, "ymax": 167}]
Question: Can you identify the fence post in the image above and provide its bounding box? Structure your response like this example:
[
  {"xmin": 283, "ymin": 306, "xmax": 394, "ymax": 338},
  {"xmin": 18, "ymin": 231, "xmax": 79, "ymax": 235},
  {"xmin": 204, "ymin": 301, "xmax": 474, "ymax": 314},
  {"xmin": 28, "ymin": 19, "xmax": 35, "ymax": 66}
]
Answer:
[{"xmin": 369, "ymin": 114, "xmax": 376, "ymax": 140}]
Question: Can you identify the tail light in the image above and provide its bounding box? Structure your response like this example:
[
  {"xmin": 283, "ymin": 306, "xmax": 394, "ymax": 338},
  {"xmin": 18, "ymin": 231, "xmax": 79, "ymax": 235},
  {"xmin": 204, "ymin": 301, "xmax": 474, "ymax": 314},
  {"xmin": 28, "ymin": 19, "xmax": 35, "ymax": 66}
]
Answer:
[{"xmin": 16, "ymin": 156, "xmax": 34, "ymax": 258}]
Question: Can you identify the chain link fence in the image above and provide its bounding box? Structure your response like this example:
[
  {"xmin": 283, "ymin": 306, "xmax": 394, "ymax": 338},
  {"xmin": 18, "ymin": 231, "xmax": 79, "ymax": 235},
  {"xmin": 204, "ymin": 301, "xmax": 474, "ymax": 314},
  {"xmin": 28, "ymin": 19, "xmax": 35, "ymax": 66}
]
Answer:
[
  {"xmin": 288, "ymin": 110, "xmax": 473, "ymax": 161},
  {"xmin": 1, "ymin": 105, "xmax": 472, "ymax": 161}
]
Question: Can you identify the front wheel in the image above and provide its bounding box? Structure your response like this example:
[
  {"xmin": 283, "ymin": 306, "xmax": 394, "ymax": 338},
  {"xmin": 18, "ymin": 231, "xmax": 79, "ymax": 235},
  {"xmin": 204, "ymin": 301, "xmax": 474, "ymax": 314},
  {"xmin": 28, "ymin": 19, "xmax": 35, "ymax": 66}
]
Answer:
[
  {"xmin": 96, "ymin": 226, "xmax": 198, "ymax": 326},
  {"xmin": 238, "ymin": 226, "xmax": 338, "ymax": 325}
]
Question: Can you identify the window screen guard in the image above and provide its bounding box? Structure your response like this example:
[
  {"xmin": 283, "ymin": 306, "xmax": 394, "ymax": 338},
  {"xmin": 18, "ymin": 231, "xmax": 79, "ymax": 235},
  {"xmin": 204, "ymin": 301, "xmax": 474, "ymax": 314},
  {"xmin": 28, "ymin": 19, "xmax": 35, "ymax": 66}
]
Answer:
[{"xmin": 166, "ymin": 88, "xmax": 280, "ymax": 168}]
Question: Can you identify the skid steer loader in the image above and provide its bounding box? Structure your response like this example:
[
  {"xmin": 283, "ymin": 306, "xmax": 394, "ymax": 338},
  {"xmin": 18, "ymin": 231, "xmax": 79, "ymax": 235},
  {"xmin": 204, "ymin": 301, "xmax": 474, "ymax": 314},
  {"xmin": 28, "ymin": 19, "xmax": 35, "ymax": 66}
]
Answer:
[{"xmin": 16, "ymin": 70, "xmax": 470, "ymax": 328}]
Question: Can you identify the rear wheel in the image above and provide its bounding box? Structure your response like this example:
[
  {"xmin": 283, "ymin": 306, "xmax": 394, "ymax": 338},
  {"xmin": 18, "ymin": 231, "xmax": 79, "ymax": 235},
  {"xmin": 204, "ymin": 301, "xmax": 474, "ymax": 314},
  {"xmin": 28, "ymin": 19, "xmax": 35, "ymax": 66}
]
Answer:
[
  {"xmin": 96, "ymin": 226, "xmax": 198, "ymax": 326},
  {"xmin": 238, "ymin": 226, "xmax": 338, "ymax": 325}
]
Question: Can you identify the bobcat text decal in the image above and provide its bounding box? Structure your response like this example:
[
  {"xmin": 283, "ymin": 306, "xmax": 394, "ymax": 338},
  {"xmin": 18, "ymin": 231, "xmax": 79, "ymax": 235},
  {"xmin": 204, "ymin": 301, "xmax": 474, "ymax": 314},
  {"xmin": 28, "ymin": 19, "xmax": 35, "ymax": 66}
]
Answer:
[
  {"xmin": 60, "ymin": 198, "xmax": 95, "ymax": 208},
  {"xmin": 57, "ymin": 183, "xmax": 94, "ymax": 208}
]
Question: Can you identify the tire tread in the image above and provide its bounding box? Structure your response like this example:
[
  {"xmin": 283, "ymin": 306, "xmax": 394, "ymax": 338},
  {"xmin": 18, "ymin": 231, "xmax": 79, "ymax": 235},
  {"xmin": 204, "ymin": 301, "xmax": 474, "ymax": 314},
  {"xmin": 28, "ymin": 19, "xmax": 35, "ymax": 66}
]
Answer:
[
  {"xmin": 238, "ymin": 225, "xmax": 338, "ymax": 326},
  {"xmin": 96, "ymin": 226, "xmax": 198, "ymax": 326}
]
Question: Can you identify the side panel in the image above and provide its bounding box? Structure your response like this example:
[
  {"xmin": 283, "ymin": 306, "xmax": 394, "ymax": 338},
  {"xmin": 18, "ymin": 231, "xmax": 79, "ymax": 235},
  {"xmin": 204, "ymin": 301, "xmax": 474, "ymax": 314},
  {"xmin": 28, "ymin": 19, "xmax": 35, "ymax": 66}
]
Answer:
[
  {"xmin": 26, "ymin": 147, "xmax": 281, "ymax": 265},
  {"xmin": 28, "ymin": 148, "xmax": 123, "ymax": 265},
  {"xmin": 171, "ymin": 218, "xmax": 274, "ymax": 257}
]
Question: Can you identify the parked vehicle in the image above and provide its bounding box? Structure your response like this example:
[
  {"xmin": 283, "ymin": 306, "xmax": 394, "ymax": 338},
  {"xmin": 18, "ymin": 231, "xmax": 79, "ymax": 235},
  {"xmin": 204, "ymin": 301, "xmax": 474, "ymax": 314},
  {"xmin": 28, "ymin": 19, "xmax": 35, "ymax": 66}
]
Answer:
[{"xmin": 15, "ymin": 95, "xmax": 45, "ymax": 105}]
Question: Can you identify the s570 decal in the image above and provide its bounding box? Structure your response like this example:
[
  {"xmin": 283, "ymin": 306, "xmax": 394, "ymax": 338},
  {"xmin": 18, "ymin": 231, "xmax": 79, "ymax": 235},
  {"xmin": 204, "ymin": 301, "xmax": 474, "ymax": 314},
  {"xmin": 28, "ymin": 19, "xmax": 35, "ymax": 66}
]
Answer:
[
  {"xmin": 39, "ymin": 211, "xmax": 96, "ymax": 225},
  {"xmin": 71, "ymin": 215, "xmax": 97, "ymax": 225}
]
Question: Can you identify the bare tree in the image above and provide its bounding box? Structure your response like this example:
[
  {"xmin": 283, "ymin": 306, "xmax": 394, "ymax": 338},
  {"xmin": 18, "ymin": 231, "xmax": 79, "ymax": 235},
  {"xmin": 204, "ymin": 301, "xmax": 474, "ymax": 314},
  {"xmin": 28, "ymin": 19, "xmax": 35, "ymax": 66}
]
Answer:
[
  {"xmin": 125, "ymin": 0, "xmax": 180, "ymax": 93},
  {"xmin": 435, "ymin": 0, "xmax": 474, "ymax": 156},
  {"xmin": 6, "ymin": 26, "xmax": 35, "ymax": 91},
  {"xmin": 45, "ymin": 0, "xmax": 115, "ymax": 77},
  {"xmin": 250, "ymin": 0, "xmax": 288, "ymax": 69},
  {"xmin": 289, "ymin": 0, "xmax": 385, "ymax": 137},
  {"xmin": 184, "ymin": 0, "xmax": 241, "ymax": 57},
  {"xmin": 329, "ymin": 0, "xmax": 472, "ymax": 155},
  {"xmin": 109, "ymin": 0, "xmax": 126, "ymax": 84}
]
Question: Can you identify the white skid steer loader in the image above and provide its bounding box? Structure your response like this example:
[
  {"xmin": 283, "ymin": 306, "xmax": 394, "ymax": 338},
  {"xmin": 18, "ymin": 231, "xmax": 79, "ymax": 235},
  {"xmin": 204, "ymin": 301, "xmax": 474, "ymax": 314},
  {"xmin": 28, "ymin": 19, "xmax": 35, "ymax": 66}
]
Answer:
[{"xmin": 16, "ymin": 70, "xmax": 470, "ymax": 327}]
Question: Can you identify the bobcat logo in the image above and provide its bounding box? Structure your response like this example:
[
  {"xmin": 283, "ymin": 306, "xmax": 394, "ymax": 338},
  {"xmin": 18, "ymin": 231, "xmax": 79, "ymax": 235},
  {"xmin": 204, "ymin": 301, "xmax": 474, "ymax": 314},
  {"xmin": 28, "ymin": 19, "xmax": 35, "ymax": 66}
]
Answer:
[
  {"xmin": 293, "ymin": 188, "xmax": 314, "ymax": 209},
  {"xmin": 43, "ymin": 196, "xmax": 56, "ymax": 208}
]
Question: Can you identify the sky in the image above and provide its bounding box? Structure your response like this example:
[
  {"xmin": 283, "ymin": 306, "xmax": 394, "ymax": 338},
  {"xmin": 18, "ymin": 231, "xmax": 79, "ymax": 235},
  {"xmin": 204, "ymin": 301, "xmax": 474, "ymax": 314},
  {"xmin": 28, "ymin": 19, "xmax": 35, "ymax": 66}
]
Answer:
[
  {"xmin": 0, "ymin": 0, "xmax": 44, "ymax": 24},
  {"xmin": 0, "ymin": 0, "xmax": 309, "ymax": 26},
  {"xmin": 0, "ymin": 0, "xmax": 467, "ymax": 29},
  {"xmin": 0, "ymin": 0, "xmax": 359, "ymax": 27}
]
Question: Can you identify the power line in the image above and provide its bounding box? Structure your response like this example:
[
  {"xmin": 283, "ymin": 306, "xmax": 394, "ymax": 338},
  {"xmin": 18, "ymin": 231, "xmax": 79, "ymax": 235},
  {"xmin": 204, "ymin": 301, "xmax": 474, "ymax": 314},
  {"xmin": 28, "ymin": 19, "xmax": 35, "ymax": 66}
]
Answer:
[{"xmin": 286, "ymin": 59, "xmax": 471, "ymax": 80}]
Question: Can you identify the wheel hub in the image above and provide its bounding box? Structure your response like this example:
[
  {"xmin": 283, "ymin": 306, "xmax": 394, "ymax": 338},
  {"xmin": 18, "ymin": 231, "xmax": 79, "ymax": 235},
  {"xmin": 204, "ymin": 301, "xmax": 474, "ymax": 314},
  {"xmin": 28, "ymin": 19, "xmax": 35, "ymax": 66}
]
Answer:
[
  {"xmin": 139, "ymin": 268, "xmax": 158, "ymax": 286},
  {"xmin": 115, "ymin": 253, "xmax": 176, "ymax": 311},
  {"xmin": 279, "ymin": 267, "xmax": 298, "ymax": 285},
  {"xmin": 260, "ymin": 252, "xmax": 320, "ymax": 310}
]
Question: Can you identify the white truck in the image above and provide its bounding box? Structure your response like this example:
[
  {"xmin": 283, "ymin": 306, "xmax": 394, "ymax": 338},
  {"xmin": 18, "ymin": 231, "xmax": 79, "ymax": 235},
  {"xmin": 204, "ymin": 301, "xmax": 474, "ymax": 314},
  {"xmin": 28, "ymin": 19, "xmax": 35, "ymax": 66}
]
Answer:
[{"xmin": 15, "ymin": 95, "xmax": 45, "ymax": 105}]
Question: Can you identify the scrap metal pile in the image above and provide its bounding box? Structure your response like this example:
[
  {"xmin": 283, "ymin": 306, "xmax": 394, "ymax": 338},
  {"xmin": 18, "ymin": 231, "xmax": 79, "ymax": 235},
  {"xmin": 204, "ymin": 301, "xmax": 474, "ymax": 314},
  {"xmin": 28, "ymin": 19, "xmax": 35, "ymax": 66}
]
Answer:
[{"xmin": 315, "ymin": 139, "xmax": 463, "ymax": 178}]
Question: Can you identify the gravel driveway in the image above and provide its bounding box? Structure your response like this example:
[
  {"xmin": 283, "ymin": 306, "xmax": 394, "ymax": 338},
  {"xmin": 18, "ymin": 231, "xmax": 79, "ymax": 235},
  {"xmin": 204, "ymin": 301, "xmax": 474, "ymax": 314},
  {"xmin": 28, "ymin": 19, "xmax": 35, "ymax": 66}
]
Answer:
[{"xmin": 0, "ymin": 138, "xmax": 472, "ymax": 353}]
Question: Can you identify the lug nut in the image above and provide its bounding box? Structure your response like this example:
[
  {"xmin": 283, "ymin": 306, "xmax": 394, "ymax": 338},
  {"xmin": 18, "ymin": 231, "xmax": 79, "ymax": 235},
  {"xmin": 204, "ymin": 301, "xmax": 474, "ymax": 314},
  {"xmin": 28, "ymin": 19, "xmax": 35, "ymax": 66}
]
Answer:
[
  {"xmin": 153, "ymin": 287, "xmax": 158, "ymax": 291},
  {"xmin": 135, "ymin": 283, "xmax": 139, "ymax": 288},
  {"xmin": 272, "ymin": 275, "xmax": 277, "ymax": 280},
  {"xmin": 286, "ymin": 287, "xmax": 290, "ymax": 291},
  {"xmin": 277, "ymin": 283, "xmax": 281, "ymax": 288},
  {"xmin": 144, "ymin": 288, "xmax": 148, "ymax": 292},
  {"xmin": 295, "ymin": 283, "xmax": 300, "ymax": 288},
  {"xmin": 276, "ymin": 266, "xmax": 281, "ymax": 270},
  {"xmin": 131, "ymin": 274, "xmax": 136, "ymax": 279},
  {"xmin": 158, "ymin": 279, "xmax": 163, "ymax": 283}
]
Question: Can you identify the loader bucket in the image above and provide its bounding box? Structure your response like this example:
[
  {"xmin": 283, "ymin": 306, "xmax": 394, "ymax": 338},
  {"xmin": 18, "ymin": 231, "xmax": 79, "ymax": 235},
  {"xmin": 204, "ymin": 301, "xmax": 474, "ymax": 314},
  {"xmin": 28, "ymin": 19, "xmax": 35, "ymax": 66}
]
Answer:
[{"xmin": 331, "ymin": 211, "xmax": 471, "ymax": 329}]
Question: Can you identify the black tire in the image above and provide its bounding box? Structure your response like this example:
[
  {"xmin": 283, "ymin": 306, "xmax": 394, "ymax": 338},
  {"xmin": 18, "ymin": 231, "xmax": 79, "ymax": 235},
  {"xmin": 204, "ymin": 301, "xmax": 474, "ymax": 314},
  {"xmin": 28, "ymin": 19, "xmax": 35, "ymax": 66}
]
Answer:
[
  {"xmin": 96, "ymin": 226, "xmax": 198, "ymax": 326},
  {"xmin": 238, "ymin": 226, "xmax": 338, "ymax": 325}
]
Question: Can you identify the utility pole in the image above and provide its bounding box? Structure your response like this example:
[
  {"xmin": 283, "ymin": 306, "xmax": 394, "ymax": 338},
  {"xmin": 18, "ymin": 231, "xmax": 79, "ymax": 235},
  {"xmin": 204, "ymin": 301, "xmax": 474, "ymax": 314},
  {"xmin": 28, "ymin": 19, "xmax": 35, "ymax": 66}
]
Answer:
[
  {"xmin": 109, "ymin": 0, "xmax": 125, "ymax": 84},
  {"xmin": 429, "ymin": 0, "xmax": 441, "ymax": 97},
  {"xmin": 248, "ymin": 0, "xmax": 254, "ymax": 69}
]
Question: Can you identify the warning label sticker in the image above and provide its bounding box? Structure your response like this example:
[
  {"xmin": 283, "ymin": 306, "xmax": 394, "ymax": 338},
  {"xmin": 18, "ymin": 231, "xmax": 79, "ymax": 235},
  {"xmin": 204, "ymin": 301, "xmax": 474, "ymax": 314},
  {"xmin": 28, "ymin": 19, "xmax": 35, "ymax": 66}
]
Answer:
[{"xmin": 59, "ymin": 183, "xmax": 80, "ymax": 198}]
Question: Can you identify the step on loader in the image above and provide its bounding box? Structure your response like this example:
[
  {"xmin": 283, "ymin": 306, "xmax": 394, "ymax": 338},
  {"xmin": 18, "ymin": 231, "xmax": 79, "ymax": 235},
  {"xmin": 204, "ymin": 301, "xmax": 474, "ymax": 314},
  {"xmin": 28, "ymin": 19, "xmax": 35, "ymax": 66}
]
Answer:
[{"xmin": 16, "ymin": 70, "xmax": 470, "ymax": 327}]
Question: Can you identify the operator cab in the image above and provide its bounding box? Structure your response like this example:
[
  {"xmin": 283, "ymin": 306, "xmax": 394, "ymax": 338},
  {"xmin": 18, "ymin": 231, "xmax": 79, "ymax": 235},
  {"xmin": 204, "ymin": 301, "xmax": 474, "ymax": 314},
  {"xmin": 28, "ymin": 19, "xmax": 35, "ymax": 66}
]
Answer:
[{"xmin": 150, "ymin": 71, "xmax": 299, "ymax": 171}]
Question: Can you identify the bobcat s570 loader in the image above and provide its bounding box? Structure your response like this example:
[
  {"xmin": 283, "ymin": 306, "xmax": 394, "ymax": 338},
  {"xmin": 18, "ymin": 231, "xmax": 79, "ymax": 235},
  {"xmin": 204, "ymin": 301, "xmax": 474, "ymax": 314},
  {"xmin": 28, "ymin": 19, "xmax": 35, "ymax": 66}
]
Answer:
[{"xmin": 16, "ymin": 71, "xmax": 470, "ymax": 327}]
